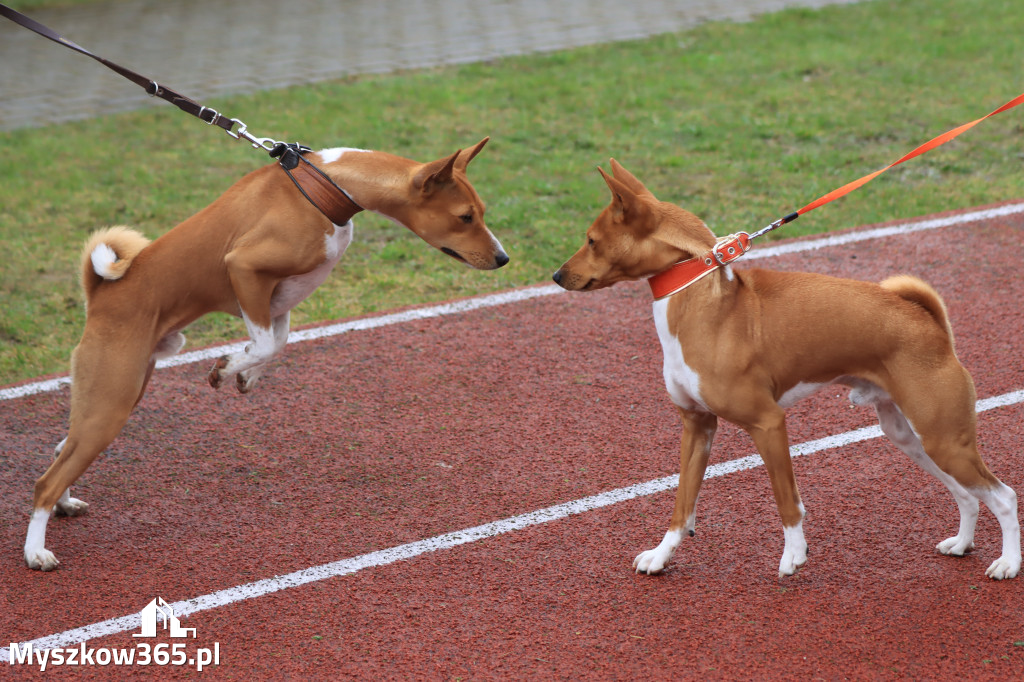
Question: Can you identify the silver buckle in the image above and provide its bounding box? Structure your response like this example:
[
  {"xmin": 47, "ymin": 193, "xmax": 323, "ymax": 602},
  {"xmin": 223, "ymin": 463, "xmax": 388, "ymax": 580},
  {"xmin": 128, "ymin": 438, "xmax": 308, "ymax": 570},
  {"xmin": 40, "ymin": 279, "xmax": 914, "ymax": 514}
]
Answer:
[
  {"xmin": 198, "ymin": 106, "xmax": 220, "ymax": 125},
  {"xmin": 225, "ymin": 118, "xmax": 278, "ymax": 151},
  {"xmin": 712, "ymin": 233, "xmax": 749, "ymax": 266}
]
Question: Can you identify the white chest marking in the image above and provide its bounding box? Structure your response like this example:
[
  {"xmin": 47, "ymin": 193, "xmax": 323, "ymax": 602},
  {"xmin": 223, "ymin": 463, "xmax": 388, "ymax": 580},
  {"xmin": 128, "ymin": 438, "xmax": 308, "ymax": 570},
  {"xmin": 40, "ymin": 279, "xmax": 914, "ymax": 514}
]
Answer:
[
  {"xmin": 652, "ymin": 298, "xmax": 708, "ymax": 411},
  {"xmin": 270, "ymin": 221, "xmax": 353, "ymax": 318}
]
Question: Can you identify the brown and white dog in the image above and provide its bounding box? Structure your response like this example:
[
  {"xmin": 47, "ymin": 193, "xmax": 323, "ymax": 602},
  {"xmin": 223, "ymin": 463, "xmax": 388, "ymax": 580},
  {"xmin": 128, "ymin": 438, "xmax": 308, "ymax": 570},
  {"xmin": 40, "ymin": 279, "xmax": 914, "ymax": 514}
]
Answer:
[
  {"xmin": 25, "ymin": 139, "xmax": 508, "ymax": 570},
  {"xmin": 553, "ymin": 159, "xmax": 1020, "ymax": 580}
]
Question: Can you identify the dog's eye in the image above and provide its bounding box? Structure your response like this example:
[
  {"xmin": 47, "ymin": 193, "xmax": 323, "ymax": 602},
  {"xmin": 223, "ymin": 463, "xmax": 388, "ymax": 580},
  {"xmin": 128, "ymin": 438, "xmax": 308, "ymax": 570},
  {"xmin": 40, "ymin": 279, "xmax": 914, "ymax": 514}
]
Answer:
[
  {"xmin": 460, "ymin": 214, "xmax": 473, "ymax": 224},
  {"xmin": 587, "ymin": 237, "xmax": 595, "ymax": 247}
]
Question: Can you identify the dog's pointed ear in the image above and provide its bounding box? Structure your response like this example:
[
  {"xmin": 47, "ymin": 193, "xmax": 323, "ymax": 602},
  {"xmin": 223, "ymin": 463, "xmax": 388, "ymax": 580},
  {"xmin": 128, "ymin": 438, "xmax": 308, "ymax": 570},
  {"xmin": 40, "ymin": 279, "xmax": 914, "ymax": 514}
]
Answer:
[
  {"xmin": 598, "ymin": 165, "xmax": 641, "ymax": 223},
  {"xmin": 413, "ymin": 149, "xmax": 460, "ymax": 193},
  {"xmin": 455, "ymin": 137, "xmax": 489, "ymax": 171},
  {"xmin": 609, "ymin": 159, "xmax": 655, "ymax": 199}
]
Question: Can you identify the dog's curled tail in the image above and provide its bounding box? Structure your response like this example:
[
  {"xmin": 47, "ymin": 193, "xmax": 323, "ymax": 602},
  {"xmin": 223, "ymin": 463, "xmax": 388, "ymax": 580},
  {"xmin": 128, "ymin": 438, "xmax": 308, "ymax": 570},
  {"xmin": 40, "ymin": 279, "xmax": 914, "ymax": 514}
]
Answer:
[
  {"xmin": 81, "ymin": 226, "xmax": 150, "ymax": 295},
  {"xmin": 880, "ymin": 275, "xmax": 954, "ymax": 342}
]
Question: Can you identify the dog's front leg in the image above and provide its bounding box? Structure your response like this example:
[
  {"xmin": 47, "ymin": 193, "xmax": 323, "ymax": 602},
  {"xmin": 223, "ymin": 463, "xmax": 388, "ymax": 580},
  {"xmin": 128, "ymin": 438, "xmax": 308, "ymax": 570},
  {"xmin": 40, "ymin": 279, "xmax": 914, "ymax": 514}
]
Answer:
[
  {"xmin": 233, "ymin": 312, "xmax": 290, "ymax": 393},
  {"xmin": 634, "ymin": 409, "xmax": 718, "ymax": 575},
  {"xmin": 744, "ymin": 407, "xmax": 807, "ymax": 577},
  {"xmin": 209, "ymin": 248, "xmax": 289, "ymax": 392},
  {"xmin": 208, "ymin": 309, "xmax": 282, "ymax": 392}
]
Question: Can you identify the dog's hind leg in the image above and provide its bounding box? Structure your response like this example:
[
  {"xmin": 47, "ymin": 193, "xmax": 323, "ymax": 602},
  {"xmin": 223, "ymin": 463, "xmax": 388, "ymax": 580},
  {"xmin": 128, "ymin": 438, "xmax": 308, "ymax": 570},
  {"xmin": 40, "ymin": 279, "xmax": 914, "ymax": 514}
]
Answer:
[
  {"xmin": 25, "ymin": 347, "xmax": 148, "ymax": 571},
  {"xmin": 871, "ymin": 397, "xmax": 980, "ymax": 555},
  {"xmin": 26, "ymin": 406, "xmax": 136, "ymax": 570},
  {"xmin": 52, "ymin": 438, "xmax": 89, "ymax": 518},
  {"xmin": 634, "ymin": 410, "xmax": 718, "ymax": 574},
  {"xmin": 864, "ymin": 373, "xmax": 1020, "ymax": 579}
]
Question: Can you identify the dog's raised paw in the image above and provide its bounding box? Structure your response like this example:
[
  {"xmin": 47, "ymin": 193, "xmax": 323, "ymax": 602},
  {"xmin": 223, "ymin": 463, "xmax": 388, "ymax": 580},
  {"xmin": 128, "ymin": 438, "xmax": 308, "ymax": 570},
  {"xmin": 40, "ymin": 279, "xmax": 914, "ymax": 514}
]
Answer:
[
  {"xmin": 236, "ymin": 373, "xmax": 252, "ymax": 394},
  {"xmin": 207, "ymin": 357, "xmax": 229, "ymax": 389}
]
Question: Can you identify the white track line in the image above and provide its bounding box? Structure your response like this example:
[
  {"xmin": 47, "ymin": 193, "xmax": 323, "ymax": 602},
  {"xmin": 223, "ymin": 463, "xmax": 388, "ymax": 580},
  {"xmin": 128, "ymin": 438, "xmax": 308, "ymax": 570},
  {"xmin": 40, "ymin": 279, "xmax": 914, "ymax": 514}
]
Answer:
[
  {"xmin": 744, "ymin": 202, "xmax": 1024, "ymax": 261},
  {"xmin": 3, "ymin": 201, "xmax": 1023, "ymax": 403},
  {"xmin": 4, "ymin": 388, "xmax": 1022, "ymax": 661}
]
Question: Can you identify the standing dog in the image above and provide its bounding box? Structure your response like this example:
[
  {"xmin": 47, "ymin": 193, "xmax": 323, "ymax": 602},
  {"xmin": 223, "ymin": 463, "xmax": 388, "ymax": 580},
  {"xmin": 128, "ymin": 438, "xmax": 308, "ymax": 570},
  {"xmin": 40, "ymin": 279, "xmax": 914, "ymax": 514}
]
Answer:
[
  {"xmin": 553, "ymin": 159, "xmax": 1020, "ymax": 580},
  {"xmin": 25, "ymin": 139, "xmax": 508, "ymax": 570}
]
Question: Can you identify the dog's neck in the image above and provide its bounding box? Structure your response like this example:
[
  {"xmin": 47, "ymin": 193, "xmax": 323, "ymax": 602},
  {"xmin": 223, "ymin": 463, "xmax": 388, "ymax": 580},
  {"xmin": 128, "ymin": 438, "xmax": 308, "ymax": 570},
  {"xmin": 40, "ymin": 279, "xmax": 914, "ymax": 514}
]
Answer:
[
  {"xmin": 653, "ymin": 203, "xmax": 718, "ymax": 259},
  {"xmin": 313, "ymin": 148, "xmax": 424, "ymax": 221},
  {"xmin": 648, "ymin": 203, "xmax": 739, "ymax": 300}
]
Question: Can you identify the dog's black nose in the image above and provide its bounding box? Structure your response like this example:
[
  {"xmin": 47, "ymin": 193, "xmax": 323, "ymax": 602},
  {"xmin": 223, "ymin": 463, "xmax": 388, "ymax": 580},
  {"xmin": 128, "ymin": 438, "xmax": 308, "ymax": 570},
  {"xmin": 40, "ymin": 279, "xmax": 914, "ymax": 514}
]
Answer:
[
  {"xmin": 552, "ymin": 270, "xmax": 563, "ymax": 285},
  {"xmin": 495, "ymin": 251, "xmax": 510, "ymax": 268}
]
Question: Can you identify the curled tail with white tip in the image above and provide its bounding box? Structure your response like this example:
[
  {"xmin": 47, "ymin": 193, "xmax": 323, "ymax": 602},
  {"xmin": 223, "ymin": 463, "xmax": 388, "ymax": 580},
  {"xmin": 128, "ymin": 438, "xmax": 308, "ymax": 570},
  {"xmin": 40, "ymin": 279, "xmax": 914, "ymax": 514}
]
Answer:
[{"xmin": 80, "ymin": 226, "xmax": 150, "ymax": 299}]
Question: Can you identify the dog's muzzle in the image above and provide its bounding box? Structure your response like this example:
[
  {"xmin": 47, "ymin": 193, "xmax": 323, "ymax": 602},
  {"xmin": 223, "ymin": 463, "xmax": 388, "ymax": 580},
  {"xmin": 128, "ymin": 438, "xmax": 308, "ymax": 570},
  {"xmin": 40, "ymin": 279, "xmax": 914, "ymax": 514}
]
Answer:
[
  {"xmin": 443, "ymin": 247, "xmax": 509, "ymax": 269},
  {"xmin": 552, "ymin": 268, "xmax": 584, "ymax": 289}
]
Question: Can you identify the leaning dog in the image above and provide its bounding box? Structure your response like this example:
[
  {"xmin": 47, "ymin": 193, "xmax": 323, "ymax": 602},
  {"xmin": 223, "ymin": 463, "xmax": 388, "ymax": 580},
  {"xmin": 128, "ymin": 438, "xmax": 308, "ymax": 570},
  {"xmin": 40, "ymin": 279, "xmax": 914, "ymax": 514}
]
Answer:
[
  {"xmin": 25, "ymin": 139, "xmax": 508, "ymax": 570},
  {"xmin": 553, "ymin": 159, "xmax": 1019, "ymax": 580}
]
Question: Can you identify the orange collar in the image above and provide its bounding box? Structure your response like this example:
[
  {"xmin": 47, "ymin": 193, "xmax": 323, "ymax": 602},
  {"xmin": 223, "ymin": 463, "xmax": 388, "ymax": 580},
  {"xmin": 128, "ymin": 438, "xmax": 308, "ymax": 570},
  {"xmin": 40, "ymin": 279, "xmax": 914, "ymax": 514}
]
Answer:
[{"xmin": 647, "ymin": 233, "xmax": 751, "ymax": 300}]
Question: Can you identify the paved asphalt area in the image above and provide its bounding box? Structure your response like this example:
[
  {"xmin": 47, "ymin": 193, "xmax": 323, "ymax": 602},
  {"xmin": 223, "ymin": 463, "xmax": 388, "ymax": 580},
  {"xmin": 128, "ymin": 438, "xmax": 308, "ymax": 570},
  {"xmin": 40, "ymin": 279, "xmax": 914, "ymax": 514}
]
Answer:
[{"xmin": 1, "ymin": 0, "xmax": 858, "ymax": 131}]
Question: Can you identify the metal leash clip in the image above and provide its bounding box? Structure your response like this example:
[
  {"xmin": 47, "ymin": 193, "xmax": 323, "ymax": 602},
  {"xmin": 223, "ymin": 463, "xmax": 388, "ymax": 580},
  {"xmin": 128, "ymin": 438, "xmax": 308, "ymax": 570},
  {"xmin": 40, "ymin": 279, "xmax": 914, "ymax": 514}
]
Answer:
[
  {"xmin": 225, "ymin": 118, "xmax": 280, "ymax": 152},
  {"xmin": 749, "ymin": 212, "xmax": 800, "ymax": 240}
]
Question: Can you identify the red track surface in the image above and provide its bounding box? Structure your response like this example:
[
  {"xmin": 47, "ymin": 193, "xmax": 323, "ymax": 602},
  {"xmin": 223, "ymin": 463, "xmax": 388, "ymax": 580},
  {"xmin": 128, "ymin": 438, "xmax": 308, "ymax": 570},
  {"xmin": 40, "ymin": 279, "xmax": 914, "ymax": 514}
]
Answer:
[{"xmin": 2, "ymin": 204, "xmax": 1024, "ymax": 679}]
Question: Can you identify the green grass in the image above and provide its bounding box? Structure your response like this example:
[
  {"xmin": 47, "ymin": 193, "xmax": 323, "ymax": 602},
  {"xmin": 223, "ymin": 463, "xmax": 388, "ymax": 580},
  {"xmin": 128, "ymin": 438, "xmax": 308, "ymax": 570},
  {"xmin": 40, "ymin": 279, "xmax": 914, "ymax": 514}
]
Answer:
[{"xmin": 2, "ymin": 0, "xmax": 1023, "ymax": 385}]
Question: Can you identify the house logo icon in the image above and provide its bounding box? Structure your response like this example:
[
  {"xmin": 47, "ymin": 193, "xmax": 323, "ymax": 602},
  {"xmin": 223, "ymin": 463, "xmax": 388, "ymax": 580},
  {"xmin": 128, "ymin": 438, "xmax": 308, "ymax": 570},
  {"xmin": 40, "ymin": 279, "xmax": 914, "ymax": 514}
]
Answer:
[{"xmin": 133, "ymin": 597, "xmax": 196, "ymax": 639}]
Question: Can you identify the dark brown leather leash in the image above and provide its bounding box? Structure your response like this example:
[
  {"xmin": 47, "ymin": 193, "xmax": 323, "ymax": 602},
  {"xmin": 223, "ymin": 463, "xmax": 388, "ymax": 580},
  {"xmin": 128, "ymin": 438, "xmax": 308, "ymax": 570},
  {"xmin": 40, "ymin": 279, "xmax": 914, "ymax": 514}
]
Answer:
[{"xmin": 1, "ymin": 2, "xmax": 362, "ymax": 223}]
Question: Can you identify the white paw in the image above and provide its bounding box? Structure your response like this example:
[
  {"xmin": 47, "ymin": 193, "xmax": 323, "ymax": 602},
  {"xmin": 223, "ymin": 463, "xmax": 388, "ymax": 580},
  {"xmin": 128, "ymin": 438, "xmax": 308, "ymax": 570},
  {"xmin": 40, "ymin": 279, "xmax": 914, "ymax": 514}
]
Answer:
[
  {"xmin": 778, "ymin": 523, "xmax": 808, "ymax": 577},
  {"xmin": 936, "ymin": 536, "xmax": 974, "ymax": 556},
  {"xmin": 25, "ymin": 548, "xmax": 60, "ymax": 571},
  {"xmin": 633, "ymin": 547, "xmax": 671, "ymax": 574},
  {"xmin": 778, "ymin": 546, "xmax": 808, "ymax": 577},
  {"xmin": 55, "ymin": 497, "xmax": 90, "ymax": 517},
  {"xmin": 633, "ymin": 530, "xmax": 682, "ymax": 575},
  {"xmin": 985, "ymin": 557, "xmax": 1020, "ymax": 580}
]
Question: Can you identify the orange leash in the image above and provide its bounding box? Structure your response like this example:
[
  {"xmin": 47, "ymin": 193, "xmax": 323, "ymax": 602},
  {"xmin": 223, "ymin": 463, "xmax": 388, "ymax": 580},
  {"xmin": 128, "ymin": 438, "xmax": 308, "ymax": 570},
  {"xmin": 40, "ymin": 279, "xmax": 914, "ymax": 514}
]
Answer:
[
  {"xmin": 795, "ymin": 91, "xmax": 1024, "ymax": 217},
  {"xmin": 649, "ymin": 91, "xmax": 1024, "ymax": 300},
  {"xmin": 752, "ymin": 91, "xmax": 1024, "ymax": 238}
]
